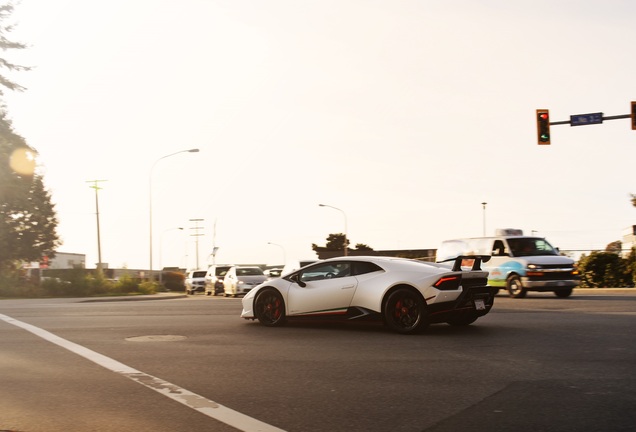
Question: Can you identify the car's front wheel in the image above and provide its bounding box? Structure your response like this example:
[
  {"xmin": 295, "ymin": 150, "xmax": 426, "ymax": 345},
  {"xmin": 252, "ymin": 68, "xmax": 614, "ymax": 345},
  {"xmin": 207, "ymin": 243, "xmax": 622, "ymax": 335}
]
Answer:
[
  {"xmin": 254, "ymin": 289, "xmax": 286, "ymax": 327},
  {"xmin": 383, "ymin": 288, "xmax": 428, "ymax": 334}
]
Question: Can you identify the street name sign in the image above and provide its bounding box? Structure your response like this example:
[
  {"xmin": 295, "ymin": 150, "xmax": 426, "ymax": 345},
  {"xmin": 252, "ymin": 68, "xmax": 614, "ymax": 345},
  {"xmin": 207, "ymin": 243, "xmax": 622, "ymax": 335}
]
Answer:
[{"xmin": 570, "ymin": 112, "xmax": 603, "ymax": 126}]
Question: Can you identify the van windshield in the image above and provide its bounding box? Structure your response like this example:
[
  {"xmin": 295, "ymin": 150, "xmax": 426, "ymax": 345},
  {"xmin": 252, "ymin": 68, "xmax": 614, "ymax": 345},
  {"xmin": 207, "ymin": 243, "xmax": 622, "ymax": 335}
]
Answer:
[{"xmin": 508, "ymin": 238, "xmax": 558, "ymax": 257}]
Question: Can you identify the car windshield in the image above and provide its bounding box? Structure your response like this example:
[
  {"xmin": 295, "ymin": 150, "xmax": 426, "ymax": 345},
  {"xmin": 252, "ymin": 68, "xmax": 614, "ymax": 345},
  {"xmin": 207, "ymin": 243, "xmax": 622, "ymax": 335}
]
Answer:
[
  {"xmin": 193, "ymin": 271, "xmax": 207, "ymax": 278},
  {"xmin": 237, "ymin": 268, "xmax": 264, "ymax": 276},
  {"xmin": 507, "ymin": 238, "xmax": 558, "ymax": 257}
]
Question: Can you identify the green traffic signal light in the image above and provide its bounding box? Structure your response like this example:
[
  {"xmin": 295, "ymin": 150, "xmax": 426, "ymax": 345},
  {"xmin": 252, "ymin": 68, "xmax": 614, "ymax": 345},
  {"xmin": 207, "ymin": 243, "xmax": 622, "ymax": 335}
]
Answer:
[{"xmin": 536, "ymin": 109, "xmax": 551, "ymax": 145}]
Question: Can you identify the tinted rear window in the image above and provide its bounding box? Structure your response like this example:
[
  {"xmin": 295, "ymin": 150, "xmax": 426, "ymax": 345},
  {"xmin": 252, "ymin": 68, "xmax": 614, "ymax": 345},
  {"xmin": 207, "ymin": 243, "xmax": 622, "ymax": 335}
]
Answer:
[{"xmin": 353, "ymin": 261, "xmax": 383, "ymax": 275}]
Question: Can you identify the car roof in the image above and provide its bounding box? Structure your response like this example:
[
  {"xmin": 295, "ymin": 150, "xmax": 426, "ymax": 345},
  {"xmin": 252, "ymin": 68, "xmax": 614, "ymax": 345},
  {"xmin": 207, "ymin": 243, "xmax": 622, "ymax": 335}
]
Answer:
[{"xmin": 316, "ymin": 255, "xmax": 438, "ymax": 268}]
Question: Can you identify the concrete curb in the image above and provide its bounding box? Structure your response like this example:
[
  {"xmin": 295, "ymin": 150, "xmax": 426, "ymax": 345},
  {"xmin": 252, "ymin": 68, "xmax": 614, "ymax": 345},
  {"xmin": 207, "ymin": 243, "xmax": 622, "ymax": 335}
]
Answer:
[{"xmin": 80, "ymin": 293, "xmax": 188, "ymax": 303}]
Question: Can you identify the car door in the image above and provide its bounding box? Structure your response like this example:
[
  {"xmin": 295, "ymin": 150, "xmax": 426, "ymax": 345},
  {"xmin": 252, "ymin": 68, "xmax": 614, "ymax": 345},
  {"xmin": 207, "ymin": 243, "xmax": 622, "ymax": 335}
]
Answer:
[{"xmin": 287, "ymin": 261, "xmax": 357, "ymax": 316}]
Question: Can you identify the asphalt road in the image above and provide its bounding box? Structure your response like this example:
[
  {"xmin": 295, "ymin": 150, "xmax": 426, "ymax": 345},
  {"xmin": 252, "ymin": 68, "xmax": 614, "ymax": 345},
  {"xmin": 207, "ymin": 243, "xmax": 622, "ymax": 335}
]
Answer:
[{"xmin": 1, "ymin": 289, "xmax": 635, "ymax": 432}]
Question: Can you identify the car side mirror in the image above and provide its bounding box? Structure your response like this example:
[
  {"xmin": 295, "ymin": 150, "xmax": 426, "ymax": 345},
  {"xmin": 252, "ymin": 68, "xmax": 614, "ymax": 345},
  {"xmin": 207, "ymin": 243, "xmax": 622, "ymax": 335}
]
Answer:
[{"xmin": 290, "ymin": 273, "xmax": 306, "ymax": 288}]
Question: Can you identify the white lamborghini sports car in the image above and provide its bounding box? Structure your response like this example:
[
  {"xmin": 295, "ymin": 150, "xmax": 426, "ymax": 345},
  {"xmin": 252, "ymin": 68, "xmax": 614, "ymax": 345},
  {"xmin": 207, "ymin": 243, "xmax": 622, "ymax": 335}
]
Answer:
[{"xmin": 241, "ymin": 255, "xmax": 495, "ymax": 334}]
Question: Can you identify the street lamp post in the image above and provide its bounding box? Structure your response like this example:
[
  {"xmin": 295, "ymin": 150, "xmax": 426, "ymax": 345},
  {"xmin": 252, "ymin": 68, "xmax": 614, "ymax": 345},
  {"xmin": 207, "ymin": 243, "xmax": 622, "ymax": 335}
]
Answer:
[
  {"xmin": 267, "ymin": 242, "xmax": 287, "ymax": 264},
  {"xmin": 319, "ymin": 203, "xmax": 348, "ymax": 256},
  {"xmin": 149, "ymin": 148, "xmax": 199, "ymax": 281},
  {"xmin": 481, "ymin": 202, "xmax": 487, "ymax": 236}
]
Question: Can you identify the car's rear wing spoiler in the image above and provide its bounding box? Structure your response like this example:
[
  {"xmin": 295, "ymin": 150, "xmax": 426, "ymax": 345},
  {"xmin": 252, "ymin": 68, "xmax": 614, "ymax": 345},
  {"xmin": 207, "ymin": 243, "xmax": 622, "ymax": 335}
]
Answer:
[{"xmin": 438, "ymin": 255, "xmax": 491, "ymax": 271}]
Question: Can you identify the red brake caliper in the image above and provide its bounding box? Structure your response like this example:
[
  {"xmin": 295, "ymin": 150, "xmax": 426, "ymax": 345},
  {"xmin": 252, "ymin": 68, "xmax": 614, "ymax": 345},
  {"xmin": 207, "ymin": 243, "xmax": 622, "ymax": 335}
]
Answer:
[{"xmin": 395, "ymin": 300, "xmax": 403, "ymax": 318}]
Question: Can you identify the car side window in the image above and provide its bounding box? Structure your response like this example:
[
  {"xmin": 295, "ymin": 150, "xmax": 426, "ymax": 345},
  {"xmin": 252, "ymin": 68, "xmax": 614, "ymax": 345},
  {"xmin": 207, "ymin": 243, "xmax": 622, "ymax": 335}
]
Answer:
[
  {"xmin": 299, "ymin": 262, "xmax": 352, "ymax": 282},
  {"xmin": 492, "ymin": 240, "xmax": 507, "ymax": 256},
  {"xmin": 352, "ymin": 261, "xmax": 383, "ymax": 276}
]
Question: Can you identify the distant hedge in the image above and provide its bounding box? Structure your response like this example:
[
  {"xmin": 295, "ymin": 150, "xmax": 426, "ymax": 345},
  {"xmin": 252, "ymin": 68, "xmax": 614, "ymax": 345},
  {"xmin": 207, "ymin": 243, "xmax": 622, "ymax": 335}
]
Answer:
[
  {"xmin": 577, "ymin": 248, "xmax": 636, "ymax": 288},
  {"xmin": 0, "ymin": 268, "xmax": 159, "ymax": 299}
]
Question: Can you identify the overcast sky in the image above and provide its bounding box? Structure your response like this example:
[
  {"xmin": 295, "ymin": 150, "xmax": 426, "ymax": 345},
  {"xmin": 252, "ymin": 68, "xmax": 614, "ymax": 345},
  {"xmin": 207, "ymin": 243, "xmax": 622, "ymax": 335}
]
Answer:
[{"xmin": 4, "ymin": 0, "xmax": 636, "ymax": 270}]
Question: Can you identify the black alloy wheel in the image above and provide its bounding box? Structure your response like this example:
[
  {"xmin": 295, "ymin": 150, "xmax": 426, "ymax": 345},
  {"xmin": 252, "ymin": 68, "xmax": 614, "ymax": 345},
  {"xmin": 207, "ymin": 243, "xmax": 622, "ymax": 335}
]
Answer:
[
  {"xmin": 383, "ymin": 288, "xmax": 428, "ymax": 334},
  {"xmin": 254, "ymin": 289, "xmax": 286, "ymax": 327}
]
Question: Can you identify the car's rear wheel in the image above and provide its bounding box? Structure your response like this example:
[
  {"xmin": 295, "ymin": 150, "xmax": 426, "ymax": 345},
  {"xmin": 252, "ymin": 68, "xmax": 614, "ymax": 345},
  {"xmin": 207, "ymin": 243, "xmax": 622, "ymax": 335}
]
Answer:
[
  {"xmin": 383, "ymin": 288, "xmax": 428, "ymax": 334},
  {"xmin": 254, "ymin": 289, "xmax": 286, "ymax": 327},
  {"xmin": 507, "ymin": 275, "xmax": 527, "ymax": 298}
]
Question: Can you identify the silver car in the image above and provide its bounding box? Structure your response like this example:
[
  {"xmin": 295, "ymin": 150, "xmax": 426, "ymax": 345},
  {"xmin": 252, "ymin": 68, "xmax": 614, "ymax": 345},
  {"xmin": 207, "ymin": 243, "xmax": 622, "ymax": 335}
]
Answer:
[{"xmin": 223, "ymin": 266, "xmax": 267, "ymax": 297}]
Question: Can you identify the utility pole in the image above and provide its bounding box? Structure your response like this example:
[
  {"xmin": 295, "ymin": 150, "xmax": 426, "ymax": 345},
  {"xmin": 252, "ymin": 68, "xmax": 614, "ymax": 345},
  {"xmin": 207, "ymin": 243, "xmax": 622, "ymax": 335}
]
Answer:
[
  {"xmin": 87, "ymin": 180, "xmax": 107, "ymax": 273},
  {"xmin": 189, "ymin": 218, "xmax": 205, "ymax": 269}
]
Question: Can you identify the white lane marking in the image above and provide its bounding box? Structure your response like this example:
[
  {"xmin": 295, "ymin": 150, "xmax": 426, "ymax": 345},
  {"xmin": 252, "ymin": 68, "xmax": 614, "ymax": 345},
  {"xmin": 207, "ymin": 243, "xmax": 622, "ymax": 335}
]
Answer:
[{"xmin": 0, "ymin": 313, "xmax": 285, "ymax": 432}]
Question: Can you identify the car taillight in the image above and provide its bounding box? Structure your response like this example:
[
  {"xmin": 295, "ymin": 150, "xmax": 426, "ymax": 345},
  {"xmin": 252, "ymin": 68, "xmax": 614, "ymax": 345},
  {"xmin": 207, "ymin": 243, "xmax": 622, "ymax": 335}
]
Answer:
[{"xmin": 434, "ymin": 276, "xmax": 461, "ymax": 291}]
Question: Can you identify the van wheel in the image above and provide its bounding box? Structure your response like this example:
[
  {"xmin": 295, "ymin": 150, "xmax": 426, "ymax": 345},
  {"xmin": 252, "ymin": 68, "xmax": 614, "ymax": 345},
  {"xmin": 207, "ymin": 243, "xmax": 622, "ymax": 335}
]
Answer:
[
  {"xmin": 507, "ymin": 275, "xmax": 527, "ymax": 298},
  {"xmin": 554, "ymin": 289, "xmax": 573, "ymax": 298}
]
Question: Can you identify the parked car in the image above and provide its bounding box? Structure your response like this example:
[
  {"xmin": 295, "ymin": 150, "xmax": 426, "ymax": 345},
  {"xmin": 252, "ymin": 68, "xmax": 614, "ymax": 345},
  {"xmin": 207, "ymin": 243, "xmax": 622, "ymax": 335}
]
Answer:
[
  {"xmin": 264, "ymin": 268, "xmax": 283, "ymax": 278},
  {"xmin": 223, "ymin": 266, "xmax": 268, "ymax": 297},
  {"xmin": 204, "ymin": 265, "xmax": 232, "ymax": 296},
  {"xmin": 185, "ymin": 270, "xmax": 207, "ymax": 295},
  {"xmin": 241, "ymin": 255, "xmax": 495, "ymax": 334}
]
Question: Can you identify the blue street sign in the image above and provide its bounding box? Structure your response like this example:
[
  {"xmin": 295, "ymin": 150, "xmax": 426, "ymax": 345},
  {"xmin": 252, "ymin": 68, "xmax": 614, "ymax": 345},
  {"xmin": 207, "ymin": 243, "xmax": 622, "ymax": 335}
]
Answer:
[{"xmin": 570, "ymin": 112, "xmax": 603, "ymax": 126}]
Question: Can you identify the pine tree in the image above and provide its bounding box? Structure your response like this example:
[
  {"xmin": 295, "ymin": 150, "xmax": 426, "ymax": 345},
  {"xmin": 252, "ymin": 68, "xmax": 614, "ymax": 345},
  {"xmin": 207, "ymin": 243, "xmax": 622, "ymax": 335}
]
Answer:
[{"xmin": 0, "ymin": 2, "xmax": 59, "ymax": 271}]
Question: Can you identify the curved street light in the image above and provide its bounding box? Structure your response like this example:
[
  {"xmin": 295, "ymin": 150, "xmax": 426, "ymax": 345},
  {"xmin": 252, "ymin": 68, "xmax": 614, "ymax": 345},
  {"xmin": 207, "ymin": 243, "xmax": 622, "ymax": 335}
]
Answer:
[
  {"xmin": 318, "ymin": 203, "xmax": 348, "ymax": 256},
  {"xmin": 149, "ymin": 148, "xmax": 200, "ymax": 281}
]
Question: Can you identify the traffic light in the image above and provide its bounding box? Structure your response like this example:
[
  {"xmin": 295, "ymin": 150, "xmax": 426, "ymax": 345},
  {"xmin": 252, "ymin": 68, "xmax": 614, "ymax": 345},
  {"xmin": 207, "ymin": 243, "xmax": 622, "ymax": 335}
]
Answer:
[
  {"xmin": 631, "ymin": 101, "xmax": 636, "ymax": 130},
  {"xmin": 536, "ymin": 109, "xmax": 551, "ymax": 145}
]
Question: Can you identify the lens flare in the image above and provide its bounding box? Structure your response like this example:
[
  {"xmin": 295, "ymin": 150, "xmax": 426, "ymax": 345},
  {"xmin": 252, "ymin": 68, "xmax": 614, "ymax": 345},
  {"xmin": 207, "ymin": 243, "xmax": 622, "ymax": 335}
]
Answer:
[{"xmin": 9, "ymin": 148, "xmax": 36, "ymax": 176}]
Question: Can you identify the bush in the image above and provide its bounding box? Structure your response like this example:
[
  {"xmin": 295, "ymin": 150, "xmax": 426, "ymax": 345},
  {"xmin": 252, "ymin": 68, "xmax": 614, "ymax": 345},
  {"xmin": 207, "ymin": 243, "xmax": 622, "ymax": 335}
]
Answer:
[
  {"xmin": 112, "ymin": 274, "xmax": 140, "ymax": 294},
  {"xmin": 577, "ymin": 251, "xmax": 634, "ymax": 288},
  {"xmin": 162, "ymin": 271, "xmax": 185, "ymax": 291},
  {"xmin": 1, "ymin": 267, "xmax": 166, "ymax": 298},
  {"xmin": 138, "ymin": 281, "xmax": 158, "ymax": 295},
  {"xmin": 0, "ymin": 271, "xmax": 43, "ymax": 298}
]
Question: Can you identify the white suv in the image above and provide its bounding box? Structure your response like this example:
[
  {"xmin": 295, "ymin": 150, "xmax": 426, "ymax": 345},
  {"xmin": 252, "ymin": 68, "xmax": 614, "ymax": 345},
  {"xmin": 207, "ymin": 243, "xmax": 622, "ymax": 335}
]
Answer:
[
  {"xmin": 185, "ymin": 270, "xmax": 207, "ymax": 295},
  {"xmin": 204, "ymin": 265, "xmax": 232, "ymax": 296}
]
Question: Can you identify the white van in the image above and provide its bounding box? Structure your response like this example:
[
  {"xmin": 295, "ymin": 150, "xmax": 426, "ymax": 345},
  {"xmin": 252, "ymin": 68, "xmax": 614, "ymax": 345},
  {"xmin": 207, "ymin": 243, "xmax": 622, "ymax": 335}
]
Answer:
[{"xmin": 436, "ymin": 229, "xmax": 580, "ymax": 298}]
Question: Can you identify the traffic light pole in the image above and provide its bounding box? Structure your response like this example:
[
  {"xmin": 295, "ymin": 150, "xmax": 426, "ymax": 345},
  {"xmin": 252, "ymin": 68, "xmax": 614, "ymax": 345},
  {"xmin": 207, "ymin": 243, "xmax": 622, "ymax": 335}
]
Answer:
[
  {"xmin": 549, "ymin": 113, "xmax": 632, "ymax": 126},
  {"xmin": 536, "ymin": 101, "xmax": 636, "ymax": 144}
]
